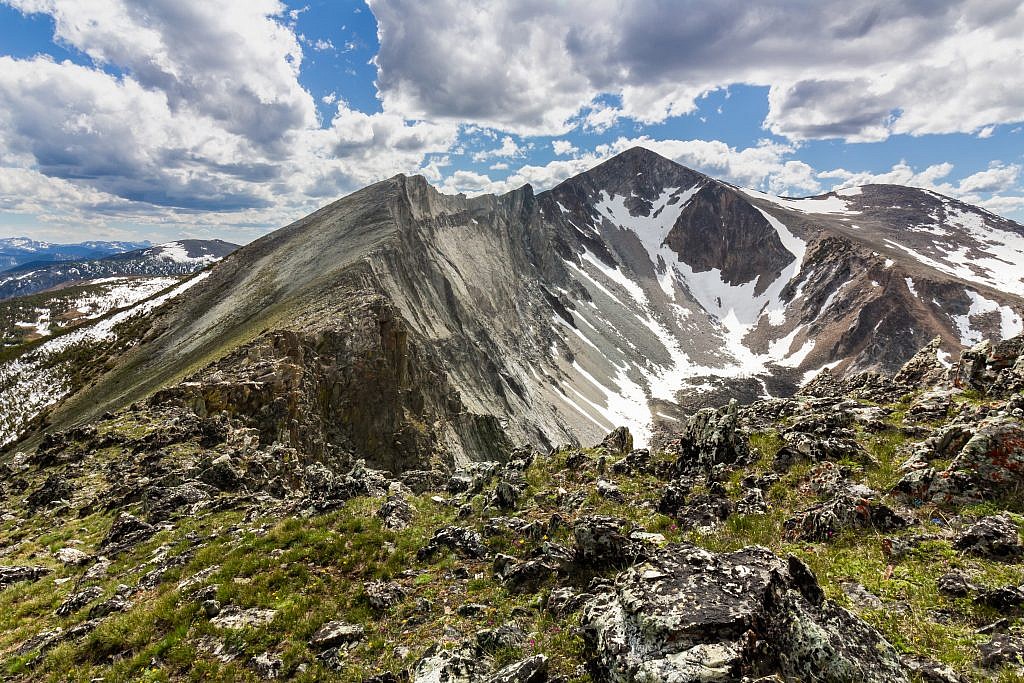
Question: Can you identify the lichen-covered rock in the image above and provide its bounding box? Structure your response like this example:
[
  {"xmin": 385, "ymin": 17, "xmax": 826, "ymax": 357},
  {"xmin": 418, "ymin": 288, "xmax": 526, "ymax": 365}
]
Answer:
[
  {"xmin": 493, "ymin": 554, "xmax": 558, "ymax": 593},
  {"xmin": 772, "ymin": 433, "xmax": 874, "ymax": 472},
  {"xmin": 546, "ymin": 587, "xmax": 588, "ymax": 617},
  {"xmin": 667, "ymin": 400, "xmax": 750, "ymax": 474},
  {"xmin": 490, "ymin": 479, "xmax": 523, "ymax": 510},
  {"xmin": 595, "ymin": 479, "xmax": 624, "ymax": 503},
  {"xmin": 572, "ymin": 515, "xmax": 645, "ymax": 569},
  {"xmin": 906, "ymin": 389, "xmax": 954, "ymax": 423},
  {"xmin": 26, "ymin": 473, "xmax": 73, "ymax": 512},
  {"xmin": 253, "ymin": 651, "xmax": 284, "ymax": 679},
  {"xmin": 974, "ymin": 585, "xmax": 1024, "ymax": 610},
  {"xmin": 580, "ymin": 543, "xmax": 909, "ymax": 682},
  {"xmin": 483, "ymin": 655, "xmax": 548, "ymax": 683},
  {"xmin": 198, "ymin": 456, "xmax": 244, "ymax": 491},
  {"xmin": 979, "ymin": 634, "xmax": 1024, "ymax": 669},
  {"xmin": 936, "ymin": 570, "xmax": 975, "ymax": 597},
  {"xmin": 417, "ymin": 526, "xmax": 488, "ymax": 561},
  {"xmin": 610, "ymin": 448, "xmax": 653, "ymax": 476},
  {"xmin": 953, "ymin": 336, "xmax": 1024, "ymax": 398},
  {"xmin": 412, "ymin": 644, "xmax": 491, "ymax": 683},
  {"xmin": 476, "ymin": 624, "xmax": 527, "ymax": 652},
  {"xmin": 303, "ymin": 460, "xmax": 391, "ymax": 511},
  {"xmin": 953, "ymin": 515, "xmax": 1023, "ymax": 561},
  {"xmin": 209, "ymin": 607, "xmax": 278, "ymax": 630},
  {"xmin": 784, "ymin": 488, "xmax": 912, "ymax": 542},
  {"xmin": 894, "ymin": 336, "xmax": 950, "ymax": 388},
  {"xmin": 364, "ymin": 580, "xmax": 406, "ymax": 611},
  {"xmin": 0, "ymin": 565, "xmax": 51, "ymax": 590},
  {"xmin": 595, "ymin": 427, "xmax": 633, "ymax": 455},
  {"xmin": 675, "ymin": 492, "xmax": 734, "ymax": 532},
  {"xmin": 88, "ymin": 594, "xmax": 133, "ymax": 620},
  {"xmin": 100, "ymin": 512, "xmax": 155, "ymax": 557},
  {"xmin": 55, "ymin": 586, "xmax": 104, "ymax": 617},
  {"xmin": 54, "ymin": 547, "xmax": 91, "ymax": 566},
  {"xmin": 308, "ymin": 620, "xmax": 365, "ymax": 650},
  {"xmin": 143, "ymin": 482, "xmax": 213, "ymax": 522},
  {"xmin": 376, "ymin": 494, "xmax": 415, "ymax": 530},
  {"xmin": 401, "ymin": 469, "xmax": 450, "ymax": 494},
  {"xmin": 925, "ymin": 417, "xmax": 1024, "ymax": 506}
]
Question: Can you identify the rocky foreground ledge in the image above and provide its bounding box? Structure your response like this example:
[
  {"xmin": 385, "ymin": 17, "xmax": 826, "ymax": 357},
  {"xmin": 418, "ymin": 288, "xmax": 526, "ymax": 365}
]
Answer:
[{"xmin": 1, "ymin": 335, "xmax": 1024, "ymax": 681}]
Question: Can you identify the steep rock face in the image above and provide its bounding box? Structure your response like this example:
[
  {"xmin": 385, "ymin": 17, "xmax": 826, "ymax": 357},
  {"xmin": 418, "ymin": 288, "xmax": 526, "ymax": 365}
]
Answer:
[
  {"xmin": 665, "ymin": 181, "xmax": 796, "ymax": 292},
  {"xmin": 154, "ymin": 299, "xmax": 513, "ymax": 472}
]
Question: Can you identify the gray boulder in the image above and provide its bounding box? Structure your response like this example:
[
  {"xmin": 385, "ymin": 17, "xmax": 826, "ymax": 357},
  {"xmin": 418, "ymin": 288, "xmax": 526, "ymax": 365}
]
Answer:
[
  {"xmin": 954, "ymin": 515, "xmax": 1023, "ymax": 561},
  {"xmin": 308, "ymin": 620, "xmax": 365, "ymax": 650},
  {"xmin": 0, "ymin": 565, "xmax": 51, "ymax": 590},
  {"xmin": 418, "ymin": 526, "xmax": 488, "ymax": 561},
  {"xmin": 483, "ymin": 655, "xmax": 548, "ymax": 683},
  {"xmin": 100, "ymin": 512, "xmax": 155, "ymax": 557},
  {"xmin": 784, "ymin": 488, "xmax": 913, "ymax": 541},
  {"xmin": 143, "ymin": 482, "xmax": 213, "ymax": 522},
  {"xmin": 26, "ymin": 474, "xmax": 73, "ymax": 512},
  {"xmin": 364, "ymin": 580, "xmax": 406, "ymax": 611},
  {"xmin": 667, "ymin": 400, "xmax": 751, "ymax": 475},
  {"xmin": 596, "ymin": 427, "xmax": 633, "ymax": 455},
  {"xmin": 580, "ymin": 543, "xmax": 908, "ymax": 682},
  {"xmin": 56, "ymin": 586, "xmax": 104, "ymax": 617},
  {"xmin": 376, "ymin": 494, "xmax": 415, "ymax": 530},
  {"xmin": 924, "ymin": 417, "xmax": 1024, "ymax": 507},
  {"xmin": 573, "ymin": 515, "xmax": 646, "ymax": 569},
  {"xmin": 412, "ymin": 644, "xmax": 491, "ymax": 683}
]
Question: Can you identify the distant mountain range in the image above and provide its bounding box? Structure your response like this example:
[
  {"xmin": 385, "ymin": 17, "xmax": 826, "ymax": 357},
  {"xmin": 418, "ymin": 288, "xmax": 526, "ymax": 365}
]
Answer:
[
  {"xmin": 0, "ymin": 238, "xmax": 150, "ymax": 272},
  {"xmin": 0, "ymin": 239, "xmax": 239, "ymax": 300}
]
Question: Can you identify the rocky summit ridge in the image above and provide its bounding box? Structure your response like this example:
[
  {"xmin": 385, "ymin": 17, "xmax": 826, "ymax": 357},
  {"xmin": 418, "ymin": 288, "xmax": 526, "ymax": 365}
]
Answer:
[{"xmin": 2, "ymin": 147, "xmax": 1021, "ymax": 475}]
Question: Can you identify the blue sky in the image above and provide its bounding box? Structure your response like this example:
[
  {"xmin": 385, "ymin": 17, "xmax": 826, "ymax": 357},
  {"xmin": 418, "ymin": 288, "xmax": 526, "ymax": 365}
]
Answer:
[{"xmin": 0, "ymin": 0, "xmax": 1022, "ymax": 243}]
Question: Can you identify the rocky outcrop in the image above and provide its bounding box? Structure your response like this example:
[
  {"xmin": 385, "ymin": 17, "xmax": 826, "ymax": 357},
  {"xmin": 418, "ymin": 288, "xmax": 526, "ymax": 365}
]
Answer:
[
  {"xmin": 784, "ymin": 486, "xmax": 913, "ymax": 541},
  {"xmin": 0, "ymin": 565, "xmax": 51, "ymax": 590},
  {"xmin": 153, "ymin": 316, "xmax": 515, "ymax": 473},
  {"xmin": 666, "ymin": 400, "xmax": 751, "ymax": 475},
  {"xmin": 100, "ymin": 513, "xmax": 155, "ymax": 557},
  {"xmin": 580, "ymin": 544, "xmax": 908, "ymax": 682},
  {"xmin": 953, "ymin": 516, "xmax": 1023, "ymax": 561},
  {"xmin": 572, "ymin": 515, "xmax": 647, "ymax": 569},
  {"xmin": 953, "ymin": 337, "xmax": 1024, "ymax": 397},
  {"xmin": 903, "ymin": 416, "xmax": 1024, "ymax": 507},
  {"xmin": 595, "ymin": 427, "xmax": 633, "ymax": 455},
  {"xmin": 665, "ymin": 181, "xmax": 797, "ymax": 293},
  {"xmin": 417, "ymin": 526, "xmax": 488, "ymax": 561}
]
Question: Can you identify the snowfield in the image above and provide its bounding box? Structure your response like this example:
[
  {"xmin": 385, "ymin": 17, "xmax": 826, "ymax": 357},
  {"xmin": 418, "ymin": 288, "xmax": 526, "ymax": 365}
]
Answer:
[
  {"xmin": 0, "ymin": 273, "xmax": 209, "ymax": 447},
  {"xmin": 552, "ymin": 186, "xmax": 826, "ymax": 445}
]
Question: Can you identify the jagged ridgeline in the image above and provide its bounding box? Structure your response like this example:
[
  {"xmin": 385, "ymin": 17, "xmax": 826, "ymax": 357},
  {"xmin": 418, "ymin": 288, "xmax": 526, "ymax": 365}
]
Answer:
[
  {"xmin": 1, "ymin": 148, "xmax": 1024, "ymax": 680},
  {"xmin": 3, "ymin": 147, "xmax": 1022, "ymax": 468}
]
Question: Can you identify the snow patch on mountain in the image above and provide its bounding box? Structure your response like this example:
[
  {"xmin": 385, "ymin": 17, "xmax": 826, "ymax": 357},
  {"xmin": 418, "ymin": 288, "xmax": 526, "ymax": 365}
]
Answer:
[
  {"xmin": 741, "ymin": 188, "xmax": 860, "ymax": 216},
  {"xmin": 595, "ymin": 185, "xmax": 703, "ymax": 262},
  {"xmin": 952, "ymin": 289, "xmax": 1023, "ymax": 346},
  {"xmin": 555, "ymin": 192, "xmax": 816, "ymax": 445},
  {"xmin": 0, "ymin": 273, "xmax": 210, "ymax": 446},
  {"xmin": 151, "ymin": 242, "xmax": 221, "ymax": 266}
]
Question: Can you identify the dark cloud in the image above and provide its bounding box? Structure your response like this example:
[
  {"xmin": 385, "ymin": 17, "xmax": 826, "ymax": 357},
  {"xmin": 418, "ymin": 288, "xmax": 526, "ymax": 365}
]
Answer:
[{"xmin": 368, "ymin": 0, "xmax": 1024, "ymax": 139}]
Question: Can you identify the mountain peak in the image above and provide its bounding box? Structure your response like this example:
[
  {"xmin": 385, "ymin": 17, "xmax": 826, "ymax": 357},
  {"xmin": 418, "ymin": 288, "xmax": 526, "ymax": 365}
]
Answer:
[{"xmin": 590, "ymin": 145, "xmax": 698, "ymax": 176}]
